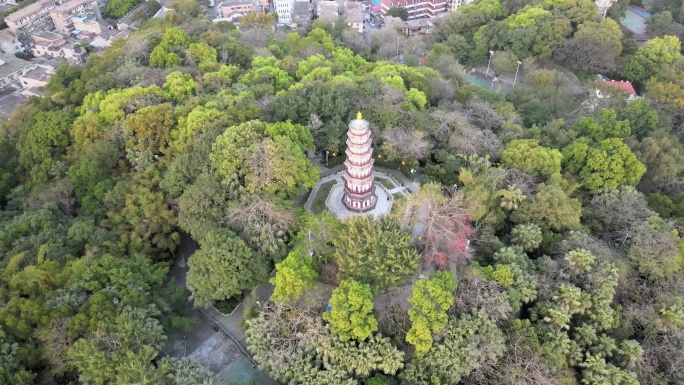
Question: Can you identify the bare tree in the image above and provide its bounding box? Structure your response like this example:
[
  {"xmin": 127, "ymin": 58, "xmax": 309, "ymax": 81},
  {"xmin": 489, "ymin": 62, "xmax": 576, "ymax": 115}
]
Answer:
[
  {"xmin": 37, "ymin": 317, "xmax": 74, "ymax": 376},
  {"xmin": 381, "ymin": 126, "xmax": 432, "ymax": 162},
  {"xmin": 465, "ymin": 99, "xmax": 505, "ymax": 131},
  {"xmin": 469, "ymin": 324, "xmax": 562, "ymax": 385},
  {"xmin": 394, "ymin": 182, "xmax": 472, "ymax": 269},
  {"xmin": 451, "ymin": 267, "xmax": 512, "ymax": 325},
  {"xmin": 226, "ymin": 195, "xmax": 294, "ymax": 233},
  {"xmin": 584, "ymin": 187, "xmax": 655, "ymax": 246},
  {"xmin": 340, "ymin": 30, "xmax": 370, "ymax": 54}
]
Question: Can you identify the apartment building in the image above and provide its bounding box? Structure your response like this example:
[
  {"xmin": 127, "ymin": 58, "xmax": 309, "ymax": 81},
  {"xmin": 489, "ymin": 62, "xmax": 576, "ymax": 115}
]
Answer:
[
  {"xmin": 50, "ymin": 0, "xmax": 101, "ymax": 34},
  {"xmin": 31, "ymin": 30, "xmax": 66, "ymax": 56},
  {"xmin": 0, "ymin": 52, "xmax": 33, "ymax": 88},
  {"xmin": 275, "ymin": 0, "xmax": 294, "ymax": 24},
  {"xmin": 380, "ymin": 0, "xmax": 446, "ymax": 19},
  {"xmin": 4, "ymin": 0, "xmax": 67, "ymax": 39}
]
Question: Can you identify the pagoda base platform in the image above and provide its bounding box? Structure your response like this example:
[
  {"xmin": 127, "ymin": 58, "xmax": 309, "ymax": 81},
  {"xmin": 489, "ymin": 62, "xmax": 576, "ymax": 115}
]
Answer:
[{"xmin": 326, "ymin": 182, "xmax": 392, "ymax": 220}]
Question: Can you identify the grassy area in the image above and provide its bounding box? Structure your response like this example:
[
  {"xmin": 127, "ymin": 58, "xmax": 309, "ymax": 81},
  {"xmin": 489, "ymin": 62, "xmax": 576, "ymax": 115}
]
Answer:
[
  {"xmin": 393, "ymin": 192, "xmax": 403, "ymax": 199},
  {"xmin": 311, "ymin": 180, "xmax": 336, "ymax": 214},
  {"xmin": 376, "ymin": 177, "xmax": 396, "ymax": 190}
]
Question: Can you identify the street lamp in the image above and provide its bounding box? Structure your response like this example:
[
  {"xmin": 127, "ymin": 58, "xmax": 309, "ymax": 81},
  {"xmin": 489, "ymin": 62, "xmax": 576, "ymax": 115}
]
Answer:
[
  {"xmin": 513, "ymin": 60, "xmax": 522, "ymax": 87},
  {"xmin": 326, "ymin": 150, "xmax": 329, "ymax": 167},
  {"xmin": 486, "ymin": 50, "xmax": 494, "ymax": 78}
]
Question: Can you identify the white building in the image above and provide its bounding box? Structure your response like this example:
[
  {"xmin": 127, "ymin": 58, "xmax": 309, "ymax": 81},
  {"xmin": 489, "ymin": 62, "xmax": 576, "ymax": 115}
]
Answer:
[
  {"xmin": 0, "ymin": 52, "xmax": 33, "ymax": 88},
  {"xmin": 275, "ymin": 0, "xmax": 294, "ymax": 24},
  {"xmin": 0, "ymin": 29, "xmax": 23, "ymax": 54}
]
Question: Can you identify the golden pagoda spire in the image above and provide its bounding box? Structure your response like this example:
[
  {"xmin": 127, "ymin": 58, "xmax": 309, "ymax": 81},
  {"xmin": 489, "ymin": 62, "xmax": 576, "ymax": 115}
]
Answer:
[{"xmin": 357, "ymin": 111, "xmax": 362, "ymax": 120}]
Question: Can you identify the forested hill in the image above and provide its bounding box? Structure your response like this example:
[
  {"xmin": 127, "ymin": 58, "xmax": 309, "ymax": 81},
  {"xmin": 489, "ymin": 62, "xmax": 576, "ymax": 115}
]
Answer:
[{"xmin": 2, "ymin": 5, "xmax": 684, "ymax": 384}]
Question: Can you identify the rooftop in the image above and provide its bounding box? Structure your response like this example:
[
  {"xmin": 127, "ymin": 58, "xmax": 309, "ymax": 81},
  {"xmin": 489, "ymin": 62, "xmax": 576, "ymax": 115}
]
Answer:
[
  {"xmin": 406, "ymin": 19, "xmax": 431, "ymax": 27},
  {"xmin": 0, "ymin": 29, "xmax": 15, "ymax": 39},
  {"xmin": 0, "ymin": 52, "xmax": 32, "ymax": 80},
  {"xmin": 317, "ymin": 0, "xmax": 338, "ymax": 20},
  {"xmin": 51, "ymin": 0, "xmax": 95, "ymax": 14},
  {"xmin": 345, "ymin": 2, "xmax": 363, "ymax": 22},
  {"xmin": 20, "ymin": 66, "xmax": 50, "ymax": 82},
  {"xmin": 5, "ymin": 0, "xmax": 61, "ymax": 23},
  {"xmin": 596, "ymin": 79, "xmax": 637, "ymax": 95},
  {"xmin": 220, "ymin": 0, "xmax": 253, "ymax": 5},
  {"xmin": 33, "ymin": 30, "xmax": 64, "ymax": 41},
  {"xmin": 0, "ymin": 93, "xmax": 28, "ymax": 119},
  {"xmin": 292, "ymin": 1, "xmax": 311, "ymax": 26}
]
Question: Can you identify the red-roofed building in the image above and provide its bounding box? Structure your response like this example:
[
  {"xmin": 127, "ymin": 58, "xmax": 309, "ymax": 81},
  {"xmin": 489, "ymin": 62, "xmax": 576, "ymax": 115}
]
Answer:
[{"xmin": 595, "ymin": 79, "xmax": 638, "ymax": 100}]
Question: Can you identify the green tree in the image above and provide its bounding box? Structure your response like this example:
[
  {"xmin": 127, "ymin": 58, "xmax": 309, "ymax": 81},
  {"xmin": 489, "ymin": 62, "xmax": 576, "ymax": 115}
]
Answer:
[
  {"xmin": 532, "ymin": 15, "xmax": 572, "ymax": 60},
  {"xmin": 67, "ymin": 308, "xmax": 166, "ymax": 385},
  {"xmin": 16, "ymin": 110, "xmax": 74, "ymax": 184},
  {"xmin": 511, "ymin": 223, "xmax": 543, "ymax": 251},
  {"xmin": 123, "ymin": 103, "xmax": 175, "ymax": 155},
  {"xmin": 625, "ymin": 35, "xmax": 681, "ymax": 81},
  {"xmin": 187, "ymin": 43, "xmax": 218, "ymax": 71},
  {"xmin": 293, "ymin": 212, "xmax": 343, "ymax": 260},
  {"xmin": 163, "ymin": 71, "xmax": 196, "ymax": 103},
  {"xmin": 0, "ymin": 329, "xmax": 35, "ymax": 385},
  {"xmin": 573, "ymin": 109, "xmax": 631, "ymax": 141},
  {"xmin": 501, "ymin": 139, "xmax": 562, "ymax": 177},
  {"xmin": 617, "ymin": 98, "xmax": 659, "ymax": 140},
  {"xmin": 186, "ymin": 228, "xmax": 268, "ymax": 307},
  {"xmin": 270, "ymin": 246, "xmax": 318, "ymax": 303},
  {"xmin": 406, "ymin": 271, "xmax": 456, "ymax": 355},
  {"xmin": 323, "ymin": 279, "xmax": 378, "ymax": 341},
  {"xmin": 511, "ymin": 176, "xmax": 582, "ymax": 230},
  {"xmin": 400, "ymin": 312, "xmax": 506, "ymax": 384},
  {"xmin": 103, "ymin": 0, "xmax": 142, "ymax": 18},
  {"xmin": 211, "ymin": 120, "xmax": 318, "ymax": 197},
  {"xmin": 647, "ymin": 11, "xmax": 674, "ymax": 37},
  {"xmin": 573, "ymin": 18, "xmax": 624, "ymax": 57},
  {"xmin": 632, "ymin": 135, "xmax": 684, "ymax": 190},
  {"xmin": 607, "ymin": 0, "xmax": 628, "ymax": 19},
  {"xmin": 246, "ymin": 302, "xmax": 402, "ymax": 384},
  {"xmin": 171, "ymin": 0, "xmax": 200, "ymax": 16},
  {"xmin": 386, "ymin": 7, "xmax": 409, "ymax": 20},
  {"xmin": 333, "ymin": 217, "xmax": 421, "ymax": 293},
  {"xmin": 562, "ymin": 138, "xmax": 646, "ymax": 192},
  {"xmin": 176, "ymin": 173, "xmax": 231, "ymax": 243}
]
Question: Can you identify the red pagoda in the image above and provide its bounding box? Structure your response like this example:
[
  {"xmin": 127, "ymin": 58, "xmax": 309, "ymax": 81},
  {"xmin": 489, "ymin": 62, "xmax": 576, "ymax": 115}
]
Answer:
[{"xmin": 343, "ymin": 112, "xmax": 377, "ymax": 212}]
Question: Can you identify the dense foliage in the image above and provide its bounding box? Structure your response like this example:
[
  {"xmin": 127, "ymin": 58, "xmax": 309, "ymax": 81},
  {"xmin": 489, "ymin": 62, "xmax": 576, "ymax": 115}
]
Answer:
[{"xmin": 2, "ymin": 1, "xmax": 684, "ymax": 382}]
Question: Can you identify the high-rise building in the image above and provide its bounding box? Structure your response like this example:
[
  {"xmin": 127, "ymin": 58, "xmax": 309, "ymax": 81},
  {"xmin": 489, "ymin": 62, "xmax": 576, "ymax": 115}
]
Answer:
[
  {"xmin": 274, "ymin": 0, "xmax": 294, "ymax": 24},
  {"xmin": 342, "ymin": 112, "xmax": 377, "ymax": 213}
]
